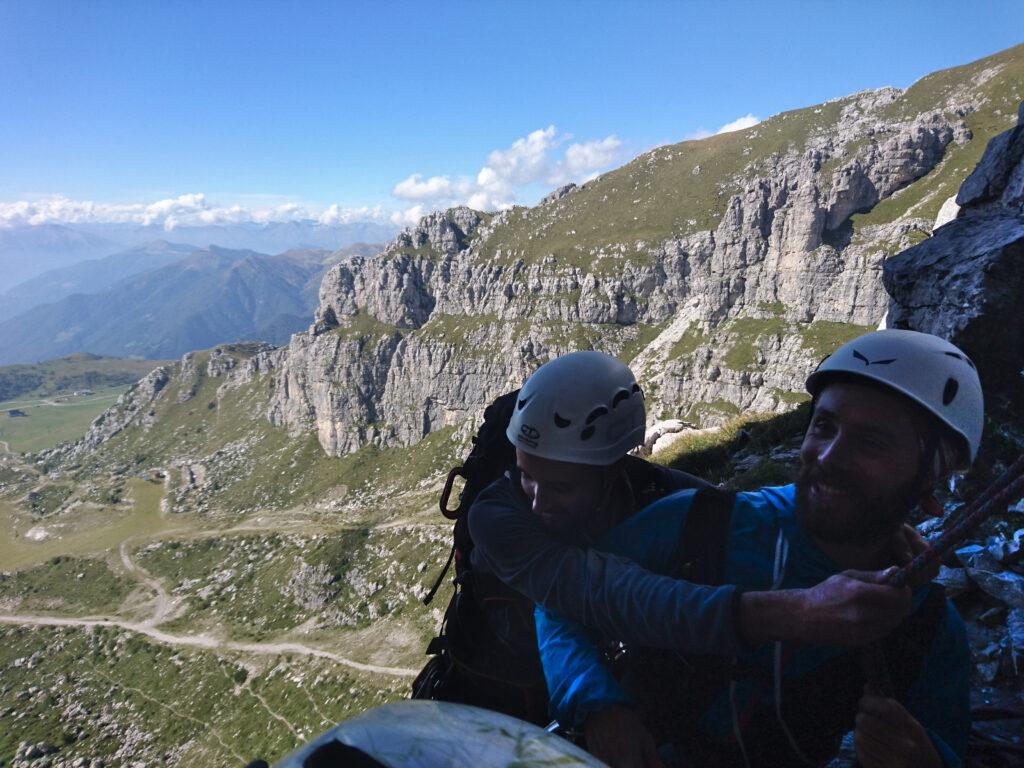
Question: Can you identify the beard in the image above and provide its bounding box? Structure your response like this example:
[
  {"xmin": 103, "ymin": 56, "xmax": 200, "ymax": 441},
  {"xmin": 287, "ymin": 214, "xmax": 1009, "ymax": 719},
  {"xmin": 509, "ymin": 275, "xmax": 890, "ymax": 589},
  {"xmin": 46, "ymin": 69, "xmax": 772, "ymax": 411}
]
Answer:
[{"xmin": 794, "ymin": 461, "xmax": 919, "ymax": 545}]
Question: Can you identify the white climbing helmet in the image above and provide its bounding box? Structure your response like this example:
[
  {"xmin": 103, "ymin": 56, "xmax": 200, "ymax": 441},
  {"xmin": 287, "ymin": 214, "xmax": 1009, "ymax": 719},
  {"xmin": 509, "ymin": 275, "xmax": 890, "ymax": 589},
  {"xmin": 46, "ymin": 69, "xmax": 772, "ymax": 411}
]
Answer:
[
  {"xmin": 806, "ymin": 329, "xmax": 984, "ymax": 469},
  {"xmin": 507, "ymin": 351, "xmax": 646, "ymax": 466}
]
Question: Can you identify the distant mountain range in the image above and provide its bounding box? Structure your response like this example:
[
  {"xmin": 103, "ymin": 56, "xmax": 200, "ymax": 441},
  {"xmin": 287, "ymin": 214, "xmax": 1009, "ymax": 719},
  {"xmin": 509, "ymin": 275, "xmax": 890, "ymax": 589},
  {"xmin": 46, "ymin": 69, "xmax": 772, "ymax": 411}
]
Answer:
[
  {"xmin": 0, "ymin": 240, "xmax": 197, "ymax": 322},
  {"xmin": 0, "ymin": 243, "xmax": 381, "ymax": 364},
  {"xmin": 0, "ymin": 219, "xmax": 398, "ymax": 291},
  {"xmin": 0, "ymin": 224, "xmax": 123, "ymax": 290}
]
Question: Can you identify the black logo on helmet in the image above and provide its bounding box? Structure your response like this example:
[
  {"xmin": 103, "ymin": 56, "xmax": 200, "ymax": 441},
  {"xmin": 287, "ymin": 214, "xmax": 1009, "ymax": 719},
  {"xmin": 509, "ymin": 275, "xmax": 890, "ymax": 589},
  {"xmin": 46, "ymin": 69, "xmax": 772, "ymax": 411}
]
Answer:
[
  {"xmin": 852, "ymin": 350, "xmax": 896, "ymax": 366},
  {"xmin": 517, "ymin": 423, "xmax": 540, "ymax": 449}
]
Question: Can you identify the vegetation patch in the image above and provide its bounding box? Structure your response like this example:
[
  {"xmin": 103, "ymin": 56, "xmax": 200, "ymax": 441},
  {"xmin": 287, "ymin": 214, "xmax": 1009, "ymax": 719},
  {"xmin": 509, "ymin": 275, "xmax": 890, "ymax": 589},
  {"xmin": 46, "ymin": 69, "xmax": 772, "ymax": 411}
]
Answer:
[
  {"xmin": 655, "ymin": 404, "xmax": 812, "ymax": 487},
  {"xmin": 0, "ymin": 555, "xmax": 133, "ymax": 615},
  {"xmin": 668, "ymin": 323, "xmax": 709, "ymax": 360},
  {"xmin": 757, "ymin": 301, "xmax": 786, "ymax": 316},
  {"xmin": 0, "ymin": 625, "xmax": 399, "ymax": 766},
  {"xmin": 137, "ymin": 526, "xmax": 448, "ymax": 641},
  {"xmin": 0, "ymin": 386, "xmax": 131, "ymax": 454},
  {"xmin": 0, "ymin": 354, "xmax": 165, "ymax": 403},
  {"xmin": 25, "ymin": 484, "xmax": 74, "ymax": 516},
  {"xmin": 333, "ymin": 313, "xmax": 401, "ymax": 342},
  {"xmin": 770, "ymin": 388, "xmax": 811, "ymax": 406},
  {"xmin": 722, "ymin": 316, "xmax": 788, "ymax": 370},
  {"xmin": 798, "ymin": 321, "xmax": 873, "ymax": 359}
]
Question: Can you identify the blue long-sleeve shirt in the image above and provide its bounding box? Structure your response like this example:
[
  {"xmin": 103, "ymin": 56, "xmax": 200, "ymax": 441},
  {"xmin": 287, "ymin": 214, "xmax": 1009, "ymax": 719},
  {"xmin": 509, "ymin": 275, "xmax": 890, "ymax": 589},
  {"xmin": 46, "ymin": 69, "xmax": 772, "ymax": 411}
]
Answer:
[
  {"xmin": 467, "ymin": 466, "xmax": 746, "ymax": 657},
  {"xmin": 536, "ymin": 484, "xmax": 969, "ymax": 767}
]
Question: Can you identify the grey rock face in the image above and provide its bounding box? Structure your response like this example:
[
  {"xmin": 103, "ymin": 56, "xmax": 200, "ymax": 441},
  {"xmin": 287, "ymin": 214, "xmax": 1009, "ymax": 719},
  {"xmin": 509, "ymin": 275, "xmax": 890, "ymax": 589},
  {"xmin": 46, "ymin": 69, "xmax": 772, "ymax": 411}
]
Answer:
[
  {"xmin": 956, "ymin": 102, "xmax": 1024, "ymax": 211},
  {"xmin": 43, "ymin": 365, "xmax": 173, "ymax": 462},
  {"xmin": 261, "ymin": 89, "xmax": 993, "ymax": 457},
  {"xmin": 886, "ymin": 102, "xmax": 1024, "ymax": 416},
  {"xmin": 48, "ymin": 344, "xmax": 276, "ymax": 463}
]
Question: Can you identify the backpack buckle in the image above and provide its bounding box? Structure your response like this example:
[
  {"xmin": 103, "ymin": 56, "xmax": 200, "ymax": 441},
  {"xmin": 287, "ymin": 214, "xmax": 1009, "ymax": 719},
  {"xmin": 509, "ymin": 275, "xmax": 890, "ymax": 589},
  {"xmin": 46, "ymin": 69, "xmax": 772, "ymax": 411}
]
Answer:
[{"xmin": 440, "ymin": 466, "xmax": 468, "ymax": 520}]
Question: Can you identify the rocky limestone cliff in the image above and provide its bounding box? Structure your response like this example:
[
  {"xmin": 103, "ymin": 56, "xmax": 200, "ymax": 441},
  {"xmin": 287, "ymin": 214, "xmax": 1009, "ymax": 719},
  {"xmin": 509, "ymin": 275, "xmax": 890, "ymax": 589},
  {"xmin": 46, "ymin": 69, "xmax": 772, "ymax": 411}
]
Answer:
[
  {"xmin": 268, "ymin": 52, "xmax": 1023, "ymax": 457},
  {"xmin": 885, "ymin": 101, "xmax": 1024, "ymax": 418}
]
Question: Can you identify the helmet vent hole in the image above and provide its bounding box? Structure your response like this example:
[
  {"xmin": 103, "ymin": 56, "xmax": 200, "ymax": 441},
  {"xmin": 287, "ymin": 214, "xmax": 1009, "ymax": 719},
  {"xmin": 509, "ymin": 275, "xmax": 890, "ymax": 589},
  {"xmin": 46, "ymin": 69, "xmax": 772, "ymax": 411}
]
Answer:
[
  {"xmin": 944, "ymin": 351, "xmax": 977, "ymax": 370},
  {"xmin": 585, "ymin": 406, "xmax": 609, "ymax": 424},
  {"xmin": 553, "ymin": 413, "xmax": 571, "ymax": 428},
  {"xmin": 942, "ymin": 377, "xmax": 959, "ymax": 405},
  {"xmin": 580, "ymin": 425, "xmax": 596, "ymax": 441},
  {"xmin": 611, "ymin": 390, "xmax": 630, "ymax": 408}
]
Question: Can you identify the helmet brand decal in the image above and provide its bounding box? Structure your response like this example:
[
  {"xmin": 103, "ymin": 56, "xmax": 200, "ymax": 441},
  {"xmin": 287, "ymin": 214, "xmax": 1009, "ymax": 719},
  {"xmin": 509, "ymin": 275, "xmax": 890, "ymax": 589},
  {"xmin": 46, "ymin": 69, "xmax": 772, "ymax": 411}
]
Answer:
[
  {"xmin": 520, "ymin": 424, "xmax": 540, "ymax": 440},
  {"xmin": 852, "ymin": 349, "xmax": 896, "ymax": 366}
]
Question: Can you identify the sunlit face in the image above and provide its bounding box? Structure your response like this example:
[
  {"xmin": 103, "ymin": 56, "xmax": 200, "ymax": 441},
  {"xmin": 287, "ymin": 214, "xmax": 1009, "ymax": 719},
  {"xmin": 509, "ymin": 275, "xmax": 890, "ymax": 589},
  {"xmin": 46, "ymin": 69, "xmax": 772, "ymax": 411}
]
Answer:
[
  {"xmin": 516, "ymin": 448, "xmax": 606, "ymax": 534},
  {"xmin": 796, "ymin": 381, "xmax": 927, "ymax": 544}
]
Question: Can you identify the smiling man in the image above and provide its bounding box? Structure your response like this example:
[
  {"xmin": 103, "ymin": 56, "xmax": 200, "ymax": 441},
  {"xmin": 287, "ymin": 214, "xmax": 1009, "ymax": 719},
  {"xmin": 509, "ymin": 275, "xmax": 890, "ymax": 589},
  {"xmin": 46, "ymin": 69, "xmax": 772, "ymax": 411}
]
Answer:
[{"xmin": 536, "ymin": 330, "xmax": 980, "ymax": 768}]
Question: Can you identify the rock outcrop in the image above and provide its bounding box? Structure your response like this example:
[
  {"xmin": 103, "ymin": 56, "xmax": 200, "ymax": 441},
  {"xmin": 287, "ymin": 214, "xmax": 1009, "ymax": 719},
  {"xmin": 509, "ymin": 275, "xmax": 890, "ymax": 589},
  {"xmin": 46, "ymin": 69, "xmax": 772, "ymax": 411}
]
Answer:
[
  {"xmin": 271, "ymin": 87, "xmax": 988, "ymax": 456},
  {"xmin": 885, "ymin": 101, "xmax": 1024, "ymax": 417}
]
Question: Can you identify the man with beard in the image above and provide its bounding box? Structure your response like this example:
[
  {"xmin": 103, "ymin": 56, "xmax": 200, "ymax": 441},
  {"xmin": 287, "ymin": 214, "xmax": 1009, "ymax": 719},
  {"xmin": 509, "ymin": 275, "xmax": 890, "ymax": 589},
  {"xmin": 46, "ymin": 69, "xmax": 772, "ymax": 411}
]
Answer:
[{"xmin": 536, "ymin": 330, "xmax": 978, "ymax": 768}]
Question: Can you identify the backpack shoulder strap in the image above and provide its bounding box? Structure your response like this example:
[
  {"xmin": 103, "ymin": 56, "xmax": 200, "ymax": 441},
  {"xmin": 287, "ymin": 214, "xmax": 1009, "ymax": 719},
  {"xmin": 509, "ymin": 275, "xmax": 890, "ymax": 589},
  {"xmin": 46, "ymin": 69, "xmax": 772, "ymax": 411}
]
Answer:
[{"xmin": 670, "ymin": 486, "xmax": 737, "ymax": 585}]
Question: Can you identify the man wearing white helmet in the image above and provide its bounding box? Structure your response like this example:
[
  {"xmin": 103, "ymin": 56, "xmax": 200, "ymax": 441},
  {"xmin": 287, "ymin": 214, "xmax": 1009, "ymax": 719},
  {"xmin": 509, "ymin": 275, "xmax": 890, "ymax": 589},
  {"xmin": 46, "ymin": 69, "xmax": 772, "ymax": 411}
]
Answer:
[
  {"xmin": 536, "ymin": 330, "xmax": 978, "ymax": 768},
  {"xmin": 453, "ymin": 351, "xmax": 715, "ymax": 724}
]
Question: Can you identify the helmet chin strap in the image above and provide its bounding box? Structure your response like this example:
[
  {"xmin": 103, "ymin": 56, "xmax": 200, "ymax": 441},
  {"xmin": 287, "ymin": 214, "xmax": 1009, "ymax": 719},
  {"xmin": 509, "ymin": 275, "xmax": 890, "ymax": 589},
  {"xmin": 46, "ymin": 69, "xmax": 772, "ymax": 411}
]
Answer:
[
  {"xmin": 592, "ymin": 460, "xmax": 633, "ymax": 532},
  {"xmin": 912, "ymin": 425, "xmax": 945, "ymax": 517}
]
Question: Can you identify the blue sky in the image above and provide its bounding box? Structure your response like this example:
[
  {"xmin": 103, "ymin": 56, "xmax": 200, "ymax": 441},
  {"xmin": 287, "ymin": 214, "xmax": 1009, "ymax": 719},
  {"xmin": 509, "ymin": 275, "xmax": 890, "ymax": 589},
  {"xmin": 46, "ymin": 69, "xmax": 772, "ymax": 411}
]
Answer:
[{"xmin": 0, "ymin": 0, "xmax": 1020, "ymax": 228}]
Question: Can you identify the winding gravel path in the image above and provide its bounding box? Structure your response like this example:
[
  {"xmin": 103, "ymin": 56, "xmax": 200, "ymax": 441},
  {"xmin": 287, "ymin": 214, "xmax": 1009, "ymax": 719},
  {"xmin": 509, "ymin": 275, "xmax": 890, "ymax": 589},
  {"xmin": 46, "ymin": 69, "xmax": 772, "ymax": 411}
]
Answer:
[{"xmin": 0, "ymin": 614, "xmax": 420, "ymax": 678}]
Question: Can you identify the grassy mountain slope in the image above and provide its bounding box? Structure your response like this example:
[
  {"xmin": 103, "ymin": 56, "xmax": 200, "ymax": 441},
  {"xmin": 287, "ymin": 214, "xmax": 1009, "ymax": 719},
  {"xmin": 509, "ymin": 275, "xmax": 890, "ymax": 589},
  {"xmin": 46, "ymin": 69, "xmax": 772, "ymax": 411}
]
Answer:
[{"xmin": 481, "ymin": 43, "xmax": 1024, "ymax": 269}]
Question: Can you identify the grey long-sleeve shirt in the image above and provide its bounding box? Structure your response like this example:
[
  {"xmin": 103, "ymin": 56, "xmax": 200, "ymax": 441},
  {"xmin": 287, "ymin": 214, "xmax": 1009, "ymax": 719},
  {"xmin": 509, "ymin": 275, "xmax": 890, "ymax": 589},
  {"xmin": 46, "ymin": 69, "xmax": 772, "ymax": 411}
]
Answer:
[{"xmin": 466, "ymin": 462, "xmax": 746, "ymax": 657}]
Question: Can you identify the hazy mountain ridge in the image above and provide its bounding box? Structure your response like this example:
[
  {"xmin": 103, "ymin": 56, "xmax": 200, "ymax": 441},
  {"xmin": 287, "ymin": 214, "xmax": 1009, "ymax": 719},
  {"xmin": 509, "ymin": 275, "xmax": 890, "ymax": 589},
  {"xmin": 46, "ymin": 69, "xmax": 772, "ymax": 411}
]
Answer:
[
  {"xmin": 0, "ymin": 241, "xmax": 196, "ymax": 322},
  {"xmin": 0, "ymin": 224, "xmax": 122, "ymax": 290},
  {"xmin": 0, "ymin": 219, "xmax": 399, "ymax": 291},
  {"xmin": 0, "ymin": 246, "xmax": 359, "ymax": 364}
]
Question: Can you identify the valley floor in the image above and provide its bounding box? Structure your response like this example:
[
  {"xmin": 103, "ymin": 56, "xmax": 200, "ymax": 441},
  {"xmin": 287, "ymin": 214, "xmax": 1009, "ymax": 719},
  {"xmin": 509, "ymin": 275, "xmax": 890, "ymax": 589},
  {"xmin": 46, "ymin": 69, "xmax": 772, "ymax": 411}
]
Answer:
[{"xmin": 0, "ymin": 439, "xmax": 449, "ymax": 766}]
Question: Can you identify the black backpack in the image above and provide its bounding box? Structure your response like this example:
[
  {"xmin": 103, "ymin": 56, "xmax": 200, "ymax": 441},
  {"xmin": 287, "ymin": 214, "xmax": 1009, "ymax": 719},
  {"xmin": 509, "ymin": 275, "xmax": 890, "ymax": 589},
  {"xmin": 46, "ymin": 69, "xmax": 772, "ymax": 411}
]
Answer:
[{"xmin": 410, "ymin": 389, "xmax": 552, "ymax": 723}]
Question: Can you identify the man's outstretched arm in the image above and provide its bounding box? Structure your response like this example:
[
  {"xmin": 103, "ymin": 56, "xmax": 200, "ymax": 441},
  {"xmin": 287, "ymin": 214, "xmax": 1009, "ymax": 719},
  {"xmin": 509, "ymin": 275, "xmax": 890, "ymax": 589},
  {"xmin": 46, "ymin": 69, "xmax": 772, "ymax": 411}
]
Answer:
[
  {"xmin": 471, "ymin": 481, "xmax": 913, "ymax": 652},
  {"xmin": 469, "ymin": 481, "xmax": 746, "ymax": 656}
]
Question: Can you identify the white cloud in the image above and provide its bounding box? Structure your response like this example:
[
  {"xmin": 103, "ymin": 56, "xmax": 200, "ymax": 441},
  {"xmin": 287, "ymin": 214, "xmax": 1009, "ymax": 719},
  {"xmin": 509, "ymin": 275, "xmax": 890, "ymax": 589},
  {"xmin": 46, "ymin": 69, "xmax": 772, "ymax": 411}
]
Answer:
[
  {"xmin": 0, "ymin": 194, "xmax": 390, "ymax": 229},
  {"xmin": 684, "ymin": 114, "xmax": 761, "ymax": 141},
  {"xmin": 562, "ymin": 136, "xmax": 623, "ymax": 176},
  {"xmin": 317, "ymin": 204, "xmax": 387, "ymax": 226},
  {"xmin": 390, "ymin": 205, "xmax": 429, "ymax": 227},
  {"xmin": 716, "ymin": 114, "xmax": 760, "ymax": 134},
  {"xmin": 1, "ymin": 126, "xmax": 629, "ymax": 233},
  {"xmin": 388, "ymin": 126, "xmax": 623, "ymax": 216},
  {"xmin": 483, "ymin": 126, "xmax": 560, "ymax": 187}
]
